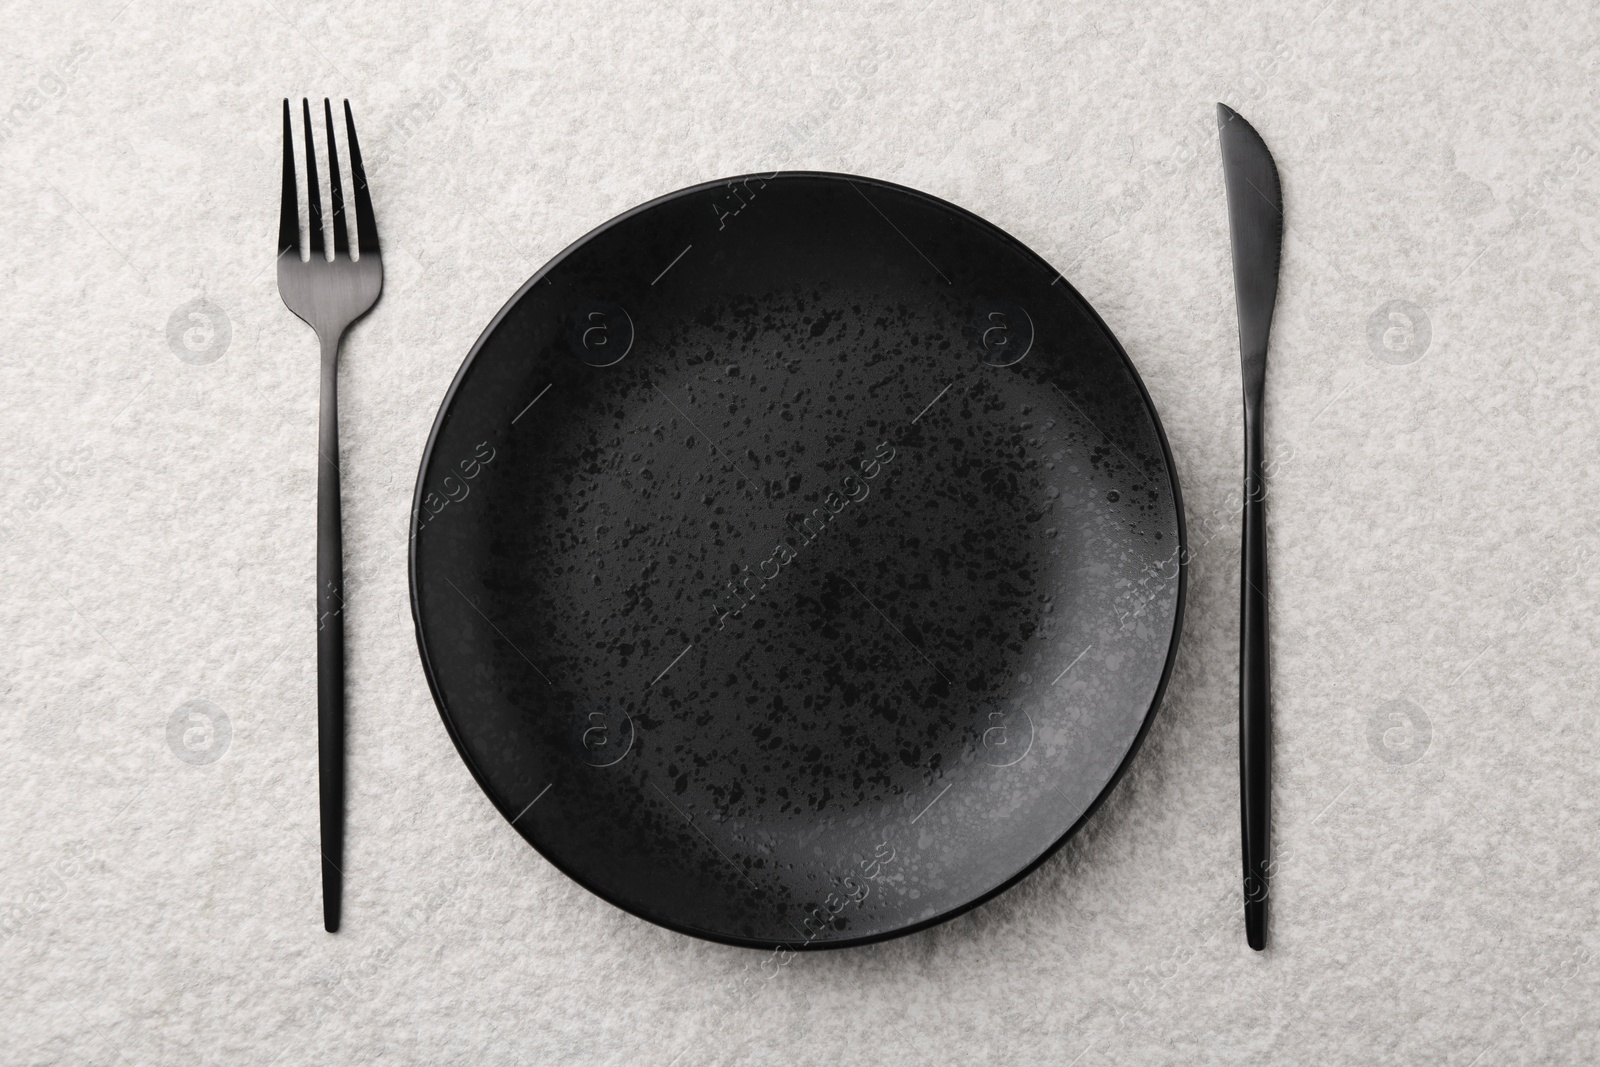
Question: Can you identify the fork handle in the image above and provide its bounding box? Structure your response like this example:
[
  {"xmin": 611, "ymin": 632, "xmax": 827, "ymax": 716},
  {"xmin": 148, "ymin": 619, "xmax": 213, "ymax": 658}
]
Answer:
[{"xmin": 317, "ymin": 337, "xmax": 345, "ymax": 933}]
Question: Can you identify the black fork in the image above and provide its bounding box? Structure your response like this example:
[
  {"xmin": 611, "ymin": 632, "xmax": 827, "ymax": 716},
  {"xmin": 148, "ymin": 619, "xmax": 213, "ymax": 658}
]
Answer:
[{"xmin": 276, "ymin": 98, "xmax": 383, "ymax": 932}]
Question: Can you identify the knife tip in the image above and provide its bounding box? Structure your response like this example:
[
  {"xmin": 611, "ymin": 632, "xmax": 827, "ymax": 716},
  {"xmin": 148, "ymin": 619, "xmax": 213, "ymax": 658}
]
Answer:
[{"xmin": 1217, "ymin": 102, "xmax": 1238, "ymax": 126}]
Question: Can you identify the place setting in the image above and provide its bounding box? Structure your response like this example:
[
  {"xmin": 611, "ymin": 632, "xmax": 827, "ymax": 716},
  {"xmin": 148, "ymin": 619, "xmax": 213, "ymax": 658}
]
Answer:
[{"xmin": 279, "ymin": 97, "xmax": 1281, "ymax": 950}]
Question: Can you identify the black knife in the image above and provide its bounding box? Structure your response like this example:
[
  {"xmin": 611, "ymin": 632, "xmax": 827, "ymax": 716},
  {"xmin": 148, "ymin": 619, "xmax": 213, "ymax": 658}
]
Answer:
[{"xmin": 1217, "ymin": 102, "xmax": 1282, "ymax": 951}]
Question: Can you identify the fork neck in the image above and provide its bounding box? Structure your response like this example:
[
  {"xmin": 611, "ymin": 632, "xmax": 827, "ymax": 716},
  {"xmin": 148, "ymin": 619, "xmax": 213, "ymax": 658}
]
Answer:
[{"xmin": 320, "ymin": 330, "xmax": 343, "ymax": 370}]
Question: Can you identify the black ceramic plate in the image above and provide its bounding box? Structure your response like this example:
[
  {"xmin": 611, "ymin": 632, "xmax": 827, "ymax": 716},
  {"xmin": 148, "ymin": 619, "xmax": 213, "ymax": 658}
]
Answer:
[{"xmin": 410, "ymin": 172, "xmax": 1185, "ymax": 948}]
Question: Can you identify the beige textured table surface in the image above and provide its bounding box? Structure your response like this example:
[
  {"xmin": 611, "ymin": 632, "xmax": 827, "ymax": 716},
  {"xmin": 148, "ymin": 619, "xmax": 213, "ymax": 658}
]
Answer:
[{"xmin": 4, "ymin": 0, "xmax": 1599, "ymax": 1063}]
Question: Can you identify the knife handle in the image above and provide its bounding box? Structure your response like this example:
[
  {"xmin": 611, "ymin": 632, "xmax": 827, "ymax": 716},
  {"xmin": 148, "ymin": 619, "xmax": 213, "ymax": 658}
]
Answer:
[
  {"xmin": 317, "ymin": 342, "xmax": 345, "ymax": 933},
  {"xmin": 1240, "ymin": 404, "xmax": 1271, "ymax": 950}
]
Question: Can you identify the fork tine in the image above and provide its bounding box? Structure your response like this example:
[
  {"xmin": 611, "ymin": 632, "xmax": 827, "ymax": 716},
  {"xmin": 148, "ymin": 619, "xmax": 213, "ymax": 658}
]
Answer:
[
  {"xmin": 321, "ymin": 99, "xmax": 349, "ymax": 256},
  {"xmin": 301, "ymin": 98, "xmax": 324, "ymax": 258},
  {"xmin": 279, "ymin": 99, "xmax": 300, "ymax": 260},
  {"xmin": 342, "ymin": 100, "xmax": 379, "ymax": 256}
]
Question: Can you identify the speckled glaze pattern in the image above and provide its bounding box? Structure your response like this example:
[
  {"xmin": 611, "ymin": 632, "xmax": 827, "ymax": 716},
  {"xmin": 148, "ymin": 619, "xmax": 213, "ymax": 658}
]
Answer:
[{"xmin": 410, "ymin": 173, "xmax": 1185, "ymax": 948}]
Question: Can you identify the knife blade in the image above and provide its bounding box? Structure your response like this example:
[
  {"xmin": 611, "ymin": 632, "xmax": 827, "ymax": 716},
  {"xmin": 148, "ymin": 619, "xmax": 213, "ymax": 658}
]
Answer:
[{"xmin": 1217, "ymin": 102, "xmax": 1282, "ymax": 952}]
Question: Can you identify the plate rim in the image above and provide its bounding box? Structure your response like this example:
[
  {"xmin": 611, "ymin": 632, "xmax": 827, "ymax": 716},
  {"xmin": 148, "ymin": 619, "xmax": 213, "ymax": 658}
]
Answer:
[{"xmin": 408, "ymin": 170, "xmax": 1189, "ymax": 950}]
